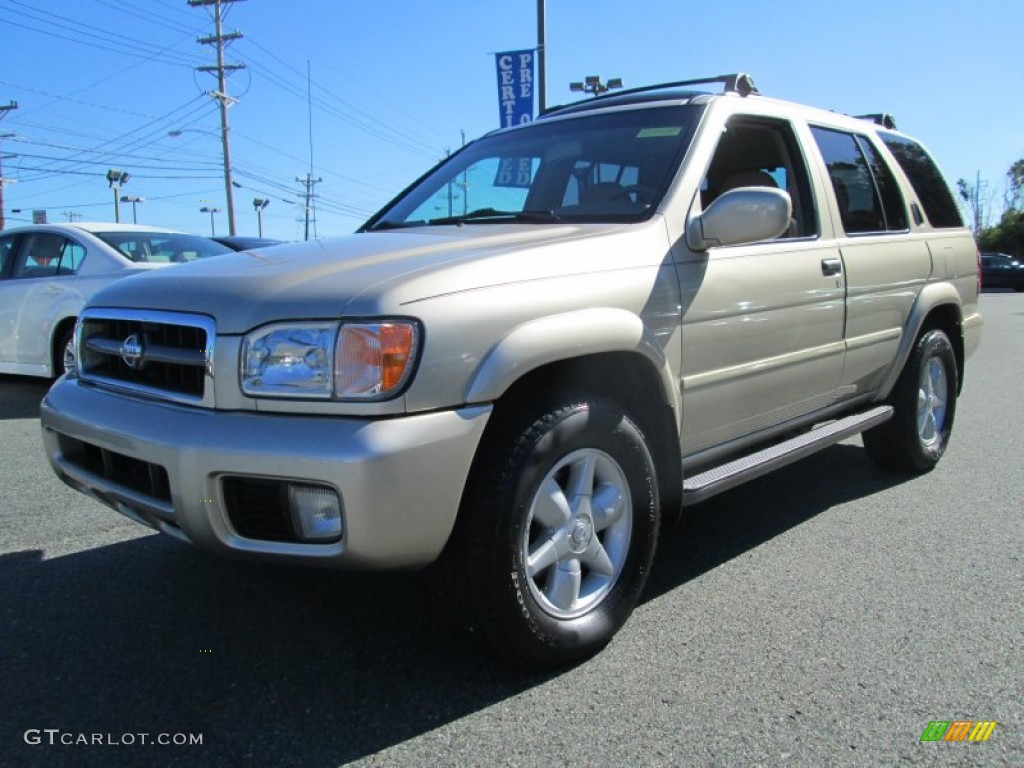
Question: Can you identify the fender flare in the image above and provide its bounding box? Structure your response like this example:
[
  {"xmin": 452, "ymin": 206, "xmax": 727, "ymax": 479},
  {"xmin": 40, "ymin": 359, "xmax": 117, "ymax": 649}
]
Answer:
[
  {"xmin": 877, "ymin": 281, "xmax": 963, "ymax": 399},
  {"xmin": 463, "ymin": 307, "xmax": 680, "ymax": 422}
]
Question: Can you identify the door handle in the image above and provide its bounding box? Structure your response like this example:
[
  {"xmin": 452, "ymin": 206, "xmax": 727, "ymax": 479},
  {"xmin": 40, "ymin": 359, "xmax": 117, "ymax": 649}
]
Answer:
[{"xmin": 821, "ymin": 258, "xmax": 843, "ymax": 277}]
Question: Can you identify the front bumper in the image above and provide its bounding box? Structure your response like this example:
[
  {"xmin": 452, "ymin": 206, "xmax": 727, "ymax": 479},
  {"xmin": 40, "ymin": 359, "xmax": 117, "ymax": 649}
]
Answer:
[{"xmin": 40, "ymin": 379, "xmax": 491, "ymax": 568}]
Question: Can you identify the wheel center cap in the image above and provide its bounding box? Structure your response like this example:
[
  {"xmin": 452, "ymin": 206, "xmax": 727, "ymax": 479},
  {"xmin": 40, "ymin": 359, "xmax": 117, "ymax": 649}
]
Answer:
[{"xmin": 568, "ymin": 515, "xmax": 594, "ymax": 554}]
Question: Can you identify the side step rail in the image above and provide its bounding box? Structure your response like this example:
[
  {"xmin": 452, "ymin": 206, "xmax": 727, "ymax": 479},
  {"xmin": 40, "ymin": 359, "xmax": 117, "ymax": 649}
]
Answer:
[{"xmin": 682, "ymin": 405, "xmax": 893, "ymax": 506}]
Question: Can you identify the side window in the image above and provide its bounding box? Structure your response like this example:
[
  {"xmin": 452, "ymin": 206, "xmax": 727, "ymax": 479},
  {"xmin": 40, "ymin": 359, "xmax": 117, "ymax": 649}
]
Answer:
[
  {"xmin": 702, "ymin": 117, "xmax": 816, "ymax": 238},
  {"xmin": 811, "ymin": 126, "xmax": 906, "ymax": 234},
  {"xmin": 60, "ymin": 240, "xmax": 85, "ymax": 271},
  {"xmin": 879, "ymin": 132, "xmax": 963, "ymax": 228},
  {"xmin": 858, "ymin": 137, "xmax": 907, "ymax": 230},
  {"xmin": 13, "ymin": 233, "xmax": 83, "ymax": 278}
]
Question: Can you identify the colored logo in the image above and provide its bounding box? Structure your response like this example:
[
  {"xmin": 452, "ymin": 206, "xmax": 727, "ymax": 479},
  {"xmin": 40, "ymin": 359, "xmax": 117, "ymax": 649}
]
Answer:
[{"xmin": 920, "ymin": 720, "xmax": 997, "ymax": 742}]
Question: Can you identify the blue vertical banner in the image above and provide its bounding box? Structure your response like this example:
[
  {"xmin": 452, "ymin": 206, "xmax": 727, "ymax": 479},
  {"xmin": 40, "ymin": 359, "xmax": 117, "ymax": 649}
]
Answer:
[{"xmin": 495, "ymin": 50, "xmax": 535, "ymax": 128}]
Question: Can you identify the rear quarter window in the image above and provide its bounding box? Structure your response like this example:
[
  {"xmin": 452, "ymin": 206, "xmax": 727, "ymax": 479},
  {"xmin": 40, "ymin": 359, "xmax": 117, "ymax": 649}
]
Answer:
[{"xmin": 879, "ymin": 133, "xmax": 963, "ymax": 228}]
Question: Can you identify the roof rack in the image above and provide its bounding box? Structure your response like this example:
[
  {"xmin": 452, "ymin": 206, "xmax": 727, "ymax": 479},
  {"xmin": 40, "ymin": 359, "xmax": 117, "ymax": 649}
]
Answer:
[
  {"xmin": 541, "ymin": 73, "xmax": 758, "ymax": 117},
  {"xmin": 856, "ymin": 113, "xmax": 898, "ymax": 130}
]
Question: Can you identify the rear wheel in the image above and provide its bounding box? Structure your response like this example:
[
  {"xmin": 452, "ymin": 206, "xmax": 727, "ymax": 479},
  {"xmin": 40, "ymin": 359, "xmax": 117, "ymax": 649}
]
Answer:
[
  {"xmin": 55, "ymin": 325, "xmax": 76, "ymax": 378},
  {"xmin": 863, "ymin": 329, "xmax": 958, "ymax": 473},
  {"xmin": 450, "ymin": 394, "xmax": 659, "ymax": 668}
]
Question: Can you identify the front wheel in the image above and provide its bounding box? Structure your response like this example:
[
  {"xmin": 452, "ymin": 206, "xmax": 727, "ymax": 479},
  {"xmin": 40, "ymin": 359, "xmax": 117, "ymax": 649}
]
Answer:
[
  {"xmin": 450, "ymin": 395, "xmax": 659, "ymax": 668},
  {"xmin": 863, "ymin": 329, "xmax": 958, "ymax": 473}
]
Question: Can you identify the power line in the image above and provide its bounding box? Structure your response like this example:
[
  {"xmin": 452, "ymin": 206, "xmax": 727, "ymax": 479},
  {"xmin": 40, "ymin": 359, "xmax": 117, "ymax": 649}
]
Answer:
[
  {"xmin": 0, "ymin": 2, "xmax": 199, "ymax": 68},
  {"xmin": 88, "ymin": 0, "xmax": 200, "ymax": 36}
]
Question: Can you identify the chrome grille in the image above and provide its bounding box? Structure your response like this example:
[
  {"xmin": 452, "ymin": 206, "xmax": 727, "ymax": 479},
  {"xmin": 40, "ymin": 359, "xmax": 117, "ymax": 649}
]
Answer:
[{"xmin": 78, "ymin": 308, "xmax": 216, "ymax": 406}]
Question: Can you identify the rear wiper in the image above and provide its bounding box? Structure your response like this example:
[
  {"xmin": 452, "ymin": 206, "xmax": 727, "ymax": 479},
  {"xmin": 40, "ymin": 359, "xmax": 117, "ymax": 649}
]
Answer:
[{"xmin": 428, "ymin": 208, "xmax": 562, "ymax": 225}]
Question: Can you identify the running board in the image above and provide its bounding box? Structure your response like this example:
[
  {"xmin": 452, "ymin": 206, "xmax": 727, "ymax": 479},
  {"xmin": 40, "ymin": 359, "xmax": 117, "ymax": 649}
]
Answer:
[{"xmin": 682, "ymin": 405, "xmax": 893, "ymax": 506}]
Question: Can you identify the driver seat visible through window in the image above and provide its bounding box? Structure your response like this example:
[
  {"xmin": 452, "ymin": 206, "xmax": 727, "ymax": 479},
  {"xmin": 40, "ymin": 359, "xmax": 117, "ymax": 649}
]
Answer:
[
  {"xmin": 717, "ymin": 169, "xmax": 779, "ymax": 195},
  {"xmin": 701, "ymin": 117, "xmax": 815, "ymax": 238}
]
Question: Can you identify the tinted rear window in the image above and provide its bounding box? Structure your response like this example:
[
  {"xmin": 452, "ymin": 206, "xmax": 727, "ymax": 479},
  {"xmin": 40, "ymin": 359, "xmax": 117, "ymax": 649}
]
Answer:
[{"xmin": 879, "ymin": 133, "xmax": 963, "ymax": 228}]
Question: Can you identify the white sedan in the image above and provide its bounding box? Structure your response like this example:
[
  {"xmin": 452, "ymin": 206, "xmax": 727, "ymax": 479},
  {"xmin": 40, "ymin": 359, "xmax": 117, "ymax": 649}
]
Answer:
[{"xmin": 0, "ymin": 222, "xmax": 231, "ymax": 378}]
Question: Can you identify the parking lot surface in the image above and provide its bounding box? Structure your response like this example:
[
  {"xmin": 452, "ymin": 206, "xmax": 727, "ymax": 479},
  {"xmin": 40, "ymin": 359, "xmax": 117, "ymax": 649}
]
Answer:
[{"xmin": 1, "ymin": 293, "xmax": 1021, "ymax": 767}]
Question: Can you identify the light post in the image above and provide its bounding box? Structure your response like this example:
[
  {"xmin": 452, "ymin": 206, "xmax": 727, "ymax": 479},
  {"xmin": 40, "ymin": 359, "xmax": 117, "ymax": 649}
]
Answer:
[
  {"xmin": 200, "ymin": 206, "xmax": 221, "ymax": 236},
  {"xmin": 569, "ymin": 76, "xmax": 623, "ymax": 97},
  {"xmin": 106, "ymin": 168, "xmax": 130, "ymax": 223},
  {"xmin": 253, "ymin": 197, "xmax": 269, "ymax": 236},
  {"xmin": 120, "ymin": 195, "xmax": 145, "ymax": 224},
  {"xmin": 169, "ymin": 127, "xmax": 236, "ymax": 236}
]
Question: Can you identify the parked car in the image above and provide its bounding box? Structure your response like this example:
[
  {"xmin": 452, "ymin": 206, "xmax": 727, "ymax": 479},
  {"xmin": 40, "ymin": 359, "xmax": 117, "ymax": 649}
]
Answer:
[
  {"xmin": 41, "ymin": 74, "xmax": 982, "ymax": 668},
  {"xmin": 980, "ymin": 252, "xmax": 1024, "ymax": 291},
  {"xmin": 211, "ymin": 236, "xmax": 284, "ymax": 251},
  {"xmin": 0, "ymin": 222, "xmax": 231, "ymax": 378}
]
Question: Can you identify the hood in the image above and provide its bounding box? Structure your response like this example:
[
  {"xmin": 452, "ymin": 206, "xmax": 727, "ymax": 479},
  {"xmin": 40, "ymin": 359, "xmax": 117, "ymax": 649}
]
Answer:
[{"xmin": 88, "ymin": 224, "xmax": 639, "ymax": 333}]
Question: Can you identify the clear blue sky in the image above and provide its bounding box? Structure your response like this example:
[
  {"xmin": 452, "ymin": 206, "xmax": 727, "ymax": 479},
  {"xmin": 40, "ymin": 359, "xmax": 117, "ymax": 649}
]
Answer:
[{"xmin": 1, "ymin": 0, "xmax": 1020, "ymax": 240}]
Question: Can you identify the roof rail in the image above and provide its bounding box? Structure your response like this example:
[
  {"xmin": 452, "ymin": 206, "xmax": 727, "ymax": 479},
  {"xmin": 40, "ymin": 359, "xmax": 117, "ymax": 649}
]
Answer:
[
  {"xmin": 856, "ymin": 113, "xmax": 898, "ymax": 130},
  {"xmin": 541, "ymin": 73, "xmax": 758, "ymax": 116}
]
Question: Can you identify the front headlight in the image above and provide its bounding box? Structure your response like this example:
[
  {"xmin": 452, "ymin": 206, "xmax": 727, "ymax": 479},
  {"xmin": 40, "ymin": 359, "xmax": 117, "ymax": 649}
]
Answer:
[
  {"xmin": 240, "ymin": 320, "xmax": 419, "ymax": 400},
  {"xmin": 241, "ymin": 323, "xmax": 336, "ymax": 397}
]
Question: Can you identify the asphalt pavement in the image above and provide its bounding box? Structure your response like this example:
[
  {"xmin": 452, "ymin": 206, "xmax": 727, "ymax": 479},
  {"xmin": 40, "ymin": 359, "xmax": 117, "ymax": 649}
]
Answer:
[{"xmin": 1, "ymin": 293, "xmax": 1021, "ymax": 767}]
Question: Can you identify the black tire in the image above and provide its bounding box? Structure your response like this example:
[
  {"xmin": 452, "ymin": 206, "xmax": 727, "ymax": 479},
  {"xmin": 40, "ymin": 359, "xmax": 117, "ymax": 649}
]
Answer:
[
  {"xmin": 863, "ymin": 329, "xmax": 958, "ymax": 473},
  {"xmin": 449, "ymin": 394, "xmax": 659, "ymax": 669}
]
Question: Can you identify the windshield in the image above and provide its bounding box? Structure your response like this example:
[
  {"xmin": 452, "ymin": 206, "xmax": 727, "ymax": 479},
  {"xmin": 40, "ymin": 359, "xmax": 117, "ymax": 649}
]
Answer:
[
  {"xmin": 367, "ymin": 105, "xmax": 701, "ymax": 230},
  {"xmin": 95, "ymin": 232, "xmax": 233, "ymax": 263}
]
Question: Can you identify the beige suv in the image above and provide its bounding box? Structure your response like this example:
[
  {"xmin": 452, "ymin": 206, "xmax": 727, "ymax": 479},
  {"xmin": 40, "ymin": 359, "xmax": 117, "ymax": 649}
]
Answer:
[{"xmin": 40, "ymin": 74, "xmax": 982, "ymax": 668}]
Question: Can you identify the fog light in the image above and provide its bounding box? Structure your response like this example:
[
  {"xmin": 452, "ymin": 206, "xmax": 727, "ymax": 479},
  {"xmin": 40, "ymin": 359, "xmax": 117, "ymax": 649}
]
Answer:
[{"xmin": 288, "ymin": 484, "xmax": 343, "ymax": 542}]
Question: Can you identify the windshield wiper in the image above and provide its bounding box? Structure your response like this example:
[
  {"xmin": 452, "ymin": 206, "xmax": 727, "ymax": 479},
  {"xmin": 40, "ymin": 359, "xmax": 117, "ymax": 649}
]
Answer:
[
  {"xmin": 427, "ymin": 208, "xmax": 562, "ymax": 225},
  {"xmin": 368, "ymin": 220, "xmax": 424, "ymax": 231}
]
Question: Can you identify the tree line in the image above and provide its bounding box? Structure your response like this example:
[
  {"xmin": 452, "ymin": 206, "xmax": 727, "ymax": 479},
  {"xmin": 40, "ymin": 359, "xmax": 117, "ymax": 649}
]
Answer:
[{"xmin": 963, "ymin": 159, "xmax": 1024, "ymax": 257}]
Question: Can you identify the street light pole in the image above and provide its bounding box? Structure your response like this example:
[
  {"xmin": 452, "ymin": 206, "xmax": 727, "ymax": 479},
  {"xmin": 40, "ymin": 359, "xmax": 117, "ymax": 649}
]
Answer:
[
  {"xmin": 106, "ymin": 169, "xmax": 130, "ymax": 223},
  {"xmin": 537, "ymin": 0, "xmax": 546, "ymax": 114},
  {"xmin": 200, "ymin": 206, "xmax": 221, "ymax": 236},
  {"xmin": 120, "ymin": 196, "xmax": 145, "ymax": 224},
  {"xmin": 253, "ymin": 197, "xmax": 269, "ymax": 237}
]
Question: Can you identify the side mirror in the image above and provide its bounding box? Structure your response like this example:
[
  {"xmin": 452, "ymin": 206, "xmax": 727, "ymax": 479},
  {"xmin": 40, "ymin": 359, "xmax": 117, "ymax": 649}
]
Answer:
[{"xmin": 686, "ymin": 187, "xmax": 792, "ymax": 250}]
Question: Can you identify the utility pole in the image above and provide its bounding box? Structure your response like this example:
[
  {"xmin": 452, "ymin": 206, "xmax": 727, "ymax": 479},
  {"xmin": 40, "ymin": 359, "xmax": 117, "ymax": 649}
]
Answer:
[
  {"xmin": 0, "ymin": 101, "xmax": 18, "ymax": 230},
  {"xmin": 296, "ymin": 173, "xmax": 321, "ymax": 241},
  {"xmin": 537, "ymin": 0, "xmax": 546, "ymax": 114},
  {"xmin": 973, "ymin": 170, "xmax": 984, "ymax": 235},
  {"xmin": 190, "ymin": 0, "xmax": 245, "ymax": 236}
]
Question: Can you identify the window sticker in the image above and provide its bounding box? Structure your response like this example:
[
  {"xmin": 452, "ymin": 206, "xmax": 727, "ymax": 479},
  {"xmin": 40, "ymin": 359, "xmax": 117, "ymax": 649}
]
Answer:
[{"xmin": 637, "ymin": 126, "xmax": 683, "ymax": 138}]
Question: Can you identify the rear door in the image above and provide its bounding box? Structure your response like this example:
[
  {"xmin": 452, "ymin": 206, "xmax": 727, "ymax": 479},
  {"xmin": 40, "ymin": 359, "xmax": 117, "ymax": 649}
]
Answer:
[
  {"xmin": 0, "ymin": 231, "xmax": 86, "ymax": 372},
  {"xmin": 809, "ymin": 126, "xmax": 930, "ymax": 395}
]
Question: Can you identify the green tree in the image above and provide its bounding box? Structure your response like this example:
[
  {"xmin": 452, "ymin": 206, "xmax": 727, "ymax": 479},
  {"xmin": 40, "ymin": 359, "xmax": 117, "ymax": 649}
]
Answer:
[
  {"xmin": 1007, "ymin": 159, "xmax": 1024, "ymax": 211},
  {"xmin": 977, "ymin": 157, "xmax": 1024, "ymax": 257},
  {"xmin": 978, "ymin": 209, "xmax": 1024, "ymax": 257}
]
